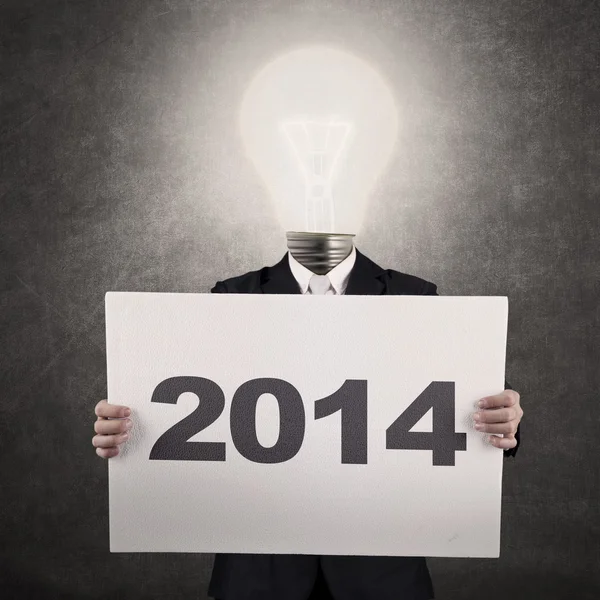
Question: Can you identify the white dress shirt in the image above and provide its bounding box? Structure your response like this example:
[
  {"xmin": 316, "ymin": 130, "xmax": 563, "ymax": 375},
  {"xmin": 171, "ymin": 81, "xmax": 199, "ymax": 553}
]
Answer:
[{"xmin": 288, "ymin": 245, "xmax": 357, "ymax": 295}]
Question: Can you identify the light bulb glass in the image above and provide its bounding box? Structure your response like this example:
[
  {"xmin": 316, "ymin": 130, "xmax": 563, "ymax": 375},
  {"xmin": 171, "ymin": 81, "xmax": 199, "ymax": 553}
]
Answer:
[{"xmin": 239, "ymin": 45, "xmax": 399, "ymax": 235}]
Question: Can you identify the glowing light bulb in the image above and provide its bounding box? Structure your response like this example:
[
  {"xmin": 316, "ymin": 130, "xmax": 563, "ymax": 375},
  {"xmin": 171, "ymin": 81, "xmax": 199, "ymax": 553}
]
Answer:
[
  {"xmin": 239, "ymin": 46, "xmax": 399, "ymax": 236},
  {"xmin": 280, "ymin": 119, "xmax": 352, "ymax": 232}
]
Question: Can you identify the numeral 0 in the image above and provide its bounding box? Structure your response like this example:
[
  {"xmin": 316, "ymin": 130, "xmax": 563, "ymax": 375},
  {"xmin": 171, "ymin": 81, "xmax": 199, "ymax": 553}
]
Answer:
[{"xmin": 149, "ymin": 378, "xmax": 466, "ymax": 466}]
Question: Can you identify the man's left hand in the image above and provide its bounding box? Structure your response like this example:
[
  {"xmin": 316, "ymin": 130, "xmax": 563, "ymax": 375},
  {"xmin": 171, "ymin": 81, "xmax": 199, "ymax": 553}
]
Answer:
[{"xmin": 473, "ymin": 390, "xmax": 523, "ymax": 450}]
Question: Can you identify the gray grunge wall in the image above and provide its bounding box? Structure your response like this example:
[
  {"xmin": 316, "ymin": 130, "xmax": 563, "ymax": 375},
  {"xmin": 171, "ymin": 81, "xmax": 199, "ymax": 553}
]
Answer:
[{"xmin": 1, "ymin": 1, "xmax": 598, "ymax": 598}]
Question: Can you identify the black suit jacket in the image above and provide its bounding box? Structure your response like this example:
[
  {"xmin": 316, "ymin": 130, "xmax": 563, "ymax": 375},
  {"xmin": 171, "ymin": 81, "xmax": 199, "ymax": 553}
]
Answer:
[{"xmin": 207, "ymin": 248, "xmax": 520, "ymax": 600}]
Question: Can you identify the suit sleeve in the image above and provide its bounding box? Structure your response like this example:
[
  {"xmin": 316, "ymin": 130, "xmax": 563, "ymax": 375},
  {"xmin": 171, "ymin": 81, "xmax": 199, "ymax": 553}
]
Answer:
[
  {"xmin": 503, "ymin": 379, "xmax": 520, "ymax": 458},
  {"xmin": 420, "ymin": 281, "xmax": 438, "ymax": 295},
  {"xmin": 421, "ymin": 279, "xmax": 520, "ymax": 458}
]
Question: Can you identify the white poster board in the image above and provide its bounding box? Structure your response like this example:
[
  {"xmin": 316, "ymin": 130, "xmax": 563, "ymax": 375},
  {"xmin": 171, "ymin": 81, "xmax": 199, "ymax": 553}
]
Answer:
[{"xmin": 105, "ymin": 292, "xmax": 508, "ymax": 557}]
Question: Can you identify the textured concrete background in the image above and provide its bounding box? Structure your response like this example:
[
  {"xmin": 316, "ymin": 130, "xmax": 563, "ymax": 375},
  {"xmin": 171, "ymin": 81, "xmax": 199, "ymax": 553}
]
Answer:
[{"xmin": 1, "ymin": 0, "xmax": 599, "ymax": 598}]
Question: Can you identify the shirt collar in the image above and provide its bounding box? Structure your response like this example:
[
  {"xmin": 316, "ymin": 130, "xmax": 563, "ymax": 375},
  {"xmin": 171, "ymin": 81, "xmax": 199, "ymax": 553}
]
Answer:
[{"xmin": 288, "ymin": 244, "xmax": 357, "ymax": 294}]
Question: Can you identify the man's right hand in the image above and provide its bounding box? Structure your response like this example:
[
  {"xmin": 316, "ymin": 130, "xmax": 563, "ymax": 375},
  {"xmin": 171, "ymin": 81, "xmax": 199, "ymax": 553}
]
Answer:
[{"xmin": 93, "ymin": 399, "xmax": 133, "ymax": 458}]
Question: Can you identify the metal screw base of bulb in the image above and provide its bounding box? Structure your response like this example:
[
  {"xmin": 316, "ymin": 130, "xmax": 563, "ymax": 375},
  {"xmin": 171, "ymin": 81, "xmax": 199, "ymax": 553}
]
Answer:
[{"xmin": 286, "ymin": 231, "xmax": 355, "ymax": 275}]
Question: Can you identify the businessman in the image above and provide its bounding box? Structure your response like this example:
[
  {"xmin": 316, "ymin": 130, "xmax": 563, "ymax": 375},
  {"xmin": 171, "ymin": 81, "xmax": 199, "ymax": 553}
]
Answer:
[{"xmin": 93, "ymin": 242, "xmax": 523, "ymax": 600}]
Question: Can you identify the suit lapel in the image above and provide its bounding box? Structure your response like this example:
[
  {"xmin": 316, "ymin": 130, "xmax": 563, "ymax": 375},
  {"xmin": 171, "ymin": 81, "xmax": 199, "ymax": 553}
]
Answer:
[
  {"xmin": 259, "ymin": 253, "xmax": 302, "ymax": 294},
  {"xmin": 259, "ymin": 247, "xmax": 386, "ymax": 295},
  {"xmin": 344, "ymin": 248, "xmax": 386, "ymax": 296}
]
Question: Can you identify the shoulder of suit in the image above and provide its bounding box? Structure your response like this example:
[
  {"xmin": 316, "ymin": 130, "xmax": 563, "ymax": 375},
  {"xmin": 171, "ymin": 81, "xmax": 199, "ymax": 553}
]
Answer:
[
  {"xmin": 356, "ymin": 250, "xmax": 438, "ymax": 295},
  {"xmin": 210, "ymin": 261, "xmax": 439, "ymax": 295},
  {"xmin": 210, "ymin": 266, "xmax": 266, "ymax": 293},
  {"xmin": 380, "ymin": 269, "xmax": 438, "ymax": 295}
]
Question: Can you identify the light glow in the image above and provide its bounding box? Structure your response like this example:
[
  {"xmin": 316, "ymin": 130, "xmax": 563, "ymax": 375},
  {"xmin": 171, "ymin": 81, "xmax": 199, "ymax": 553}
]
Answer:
[
  {"xmin": 240, "ymin": 46, "xmax": 398, "ymax": 235},
  {"xmin": 280, "ymin": 119, "xmax": 352, "ymax": 232}
]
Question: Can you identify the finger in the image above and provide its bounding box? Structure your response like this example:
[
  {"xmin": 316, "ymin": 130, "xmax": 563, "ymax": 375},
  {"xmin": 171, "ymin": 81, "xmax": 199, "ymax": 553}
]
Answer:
[
  {"xmin": 487, "ymin": 433, "xmax": 516, "ymax": 449},
  {"xmin": 92, "ymin": 432, "xmax": 129, "ymax": 449},
  {"xmin": 96, "ymin": 446, "xmax": 120, "ymax": 459},
  {"xmin": 478, "ymin": 390, "xmax": 519, "ymax": 409},
  {"xmin": 95, "ymin": 418, "xmax": 132, "ymax": 435},
  {"xmin": 474, "ymin": 407, "xmax": 518, "ymax": 424},
  {"xmin": 475, "ymin": 420, "xmax": 518, "ymax": 434},
  {"xmin": 95, "ymin": 399, "xmax": 131, "ymax": 420}
]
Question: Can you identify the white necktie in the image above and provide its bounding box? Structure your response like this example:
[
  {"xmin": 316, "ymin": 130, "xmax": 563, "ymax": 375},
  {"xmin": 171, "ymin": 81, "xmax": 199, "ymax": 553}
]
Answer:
[{"xmin": 308, "ymin": 274, "xmax": 332, "ymax": 295}]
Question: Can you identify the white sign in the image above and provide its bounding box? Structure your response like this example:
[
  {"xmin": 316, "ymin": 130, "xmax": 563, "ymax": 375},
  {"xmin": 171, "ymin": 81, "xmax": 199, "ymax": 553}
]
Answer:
[{"xmin": 105, "ymin": 292, "xmax": 508, "ymax": 557}]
